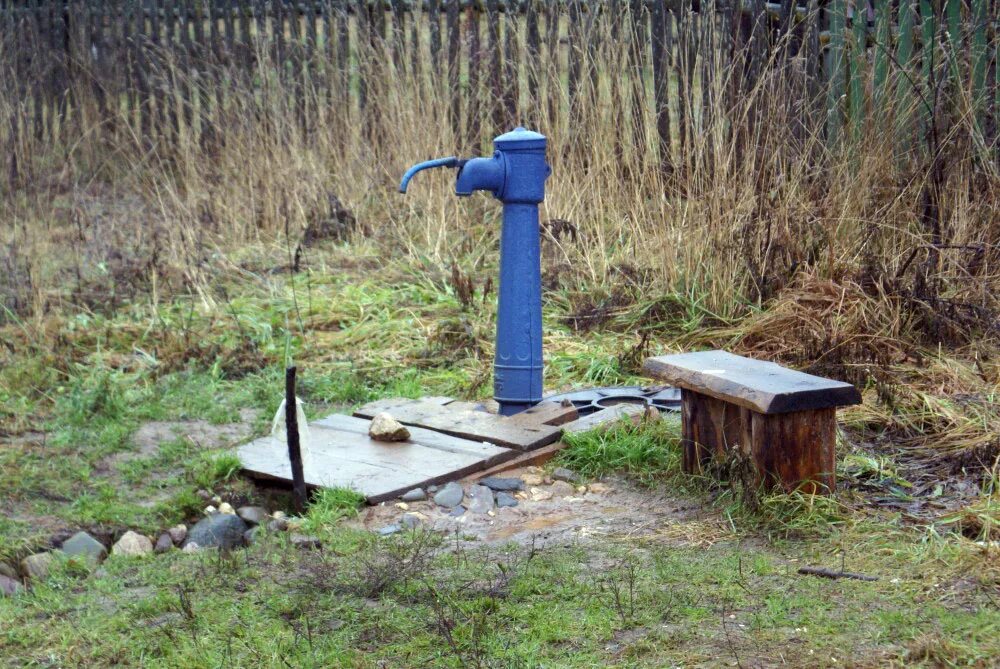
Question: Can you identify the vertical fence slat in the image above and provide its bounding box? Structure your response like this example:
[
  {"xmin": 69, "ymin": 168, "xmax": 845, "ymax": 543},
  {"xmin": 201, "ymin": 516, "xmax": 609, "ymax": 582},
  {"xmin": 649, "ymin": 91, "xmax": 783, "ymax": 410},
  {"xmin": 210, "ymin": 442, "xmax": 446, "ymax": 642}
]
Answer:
[
  {"xmin": 485, "ymin": 0, "xmax": 503, "ymax": 131},
  {"xmin": 544, "ymin": 1, "xmax": 559, "ymax": 131},
  {"xmin": 895, "ymin": 0, "xmax": 916, "ymax": 149},
  {"xmin": 429, "ymin": 0, "xmax": 441, "ymax": 82},
  {"xmin": 504, "ymin": 1, "xmax": 519, "ymax": 126},
  {"xmin": 525, "ymin": 0, "xmax": 540, "ymax": 128},
  {"xmin": 825, "ymin": 0, "xmax": 846, "ymax": 144},
  {"xmin": 467, "ymin": 2, "xmax": 481, "ymax": 150},
  {"xmin": 628, "ymin": 0, "xmax": 648, "ymax": 173},
  {"xmin": 446, "ymin": 0, "xmax": 460, "ymax": 145},
  {"xmin": 650, "ymin": 0, "xmax": 671, "ymax": 176}
]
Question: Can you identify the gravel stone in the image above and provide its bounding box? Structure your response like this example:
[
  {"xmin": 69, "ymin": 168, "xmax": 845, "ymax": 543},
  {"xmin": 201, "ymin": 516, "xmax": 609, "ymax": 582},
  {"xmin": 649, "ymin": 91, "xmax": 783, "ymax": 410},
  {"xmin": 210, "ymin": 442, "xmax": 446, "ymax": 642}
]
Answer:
[
  {"xmin": 495, "ymin": 492, "xmax": 518, "ymax": 508},
  {"xmin": 368, "ymin": 412, "xmax": 411, "ymax": 442},
  {"xmin": 237, "ymin": 506, "xmax": 270, "ymax": 526},
  {"xmin": 378, "ymin": 524, "xmax": 401, "ymax": 536},
  {"xmin": 184, "ymin": 514, "xmax": 249, "ymax": 550},
  {"xmin": 433, "ymin": 481, "xmax": 465, "ymax": 508},
  {"xmin": 0, "ymin": 575, "xmax": 23, "ymax": 597},
  {"xmin": 552, "ymin": 467, "xmax": 581, "ymax": 484},
  {"xmin": 466, "ymin": 484, "xmax": 494, "ymax": 514},
  {"xmin": 21, "ymin": 552, "xmax": 53, "ymax": 580},
  {"xmin": 479, "ymin": 477, "xmax": 524, "ymax": 492},
  {"xmin": 112, "ymin": 531, "xmax": 154, "ymax": 557},
  {"xmin": 60, "ymin": 532, "xmax": 107, "ymax": 566},
  {"xmin": 154, "ymin": 533, "xmax": 174, "ymax": 554},
  {"xmin": 167, "ymin": 525, "xmax": 188, "ymax": 545},
  {"xmin": 400, "ymin": 488, "xmax": 427, "ymax": 502}
]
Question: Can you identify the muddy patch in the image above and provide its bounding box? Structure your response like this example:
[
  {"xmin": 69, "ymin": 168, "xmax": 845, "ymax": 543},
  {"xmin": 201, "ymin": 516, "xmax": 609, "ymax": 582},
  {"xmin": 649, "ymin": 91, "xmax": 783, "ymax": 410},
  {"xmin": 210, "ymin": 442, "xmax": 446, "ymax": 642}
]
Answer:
[{"xmin": 349, "ymin": 468, "xmax": 719, "ymax": 549}]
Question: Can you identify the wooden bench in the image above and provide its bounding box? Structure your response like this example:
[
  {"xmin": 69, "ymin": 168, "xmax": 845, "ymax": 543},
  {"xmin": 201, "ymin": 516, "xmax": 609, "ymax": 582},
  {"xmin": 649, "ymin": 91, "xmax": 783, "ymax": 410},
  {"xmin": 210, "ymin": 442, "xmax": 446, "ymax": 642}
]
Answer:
[{"xmin": 643, "ymin": 351, "xmax": 861, "ymax": 494}]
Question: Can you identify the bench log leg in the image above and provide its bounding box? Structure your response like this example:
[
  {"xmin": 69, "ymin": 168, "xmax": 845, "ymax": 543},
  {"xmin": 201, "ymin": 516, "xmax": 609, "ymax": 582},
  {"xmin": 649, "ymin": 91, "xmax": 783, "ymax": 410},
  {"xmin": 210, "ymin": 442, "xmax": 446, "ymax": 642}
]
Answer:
[
  {"xmin": 680, "ymin": 390, "xmax": 751, "ymax": 474},
  {"xmin": 681, "ymin": 390, "xmax": 837, "ymax": 493},
  {"xmin": 751, "ymin": 408, "xmax": 836, "ymax": 494}
]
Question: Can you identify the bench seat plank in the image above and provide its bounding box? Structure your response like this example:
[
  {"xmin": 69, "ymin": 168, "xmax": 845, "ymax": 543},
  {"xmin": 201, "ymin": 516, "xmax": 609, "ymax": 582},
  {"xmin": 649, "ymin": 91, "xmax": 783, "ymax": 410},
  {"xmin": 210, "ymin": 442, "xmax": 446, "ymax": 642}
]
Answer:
[{"xmin": 643, "ymin": 351, "xmax": 861, "ymax": 415}]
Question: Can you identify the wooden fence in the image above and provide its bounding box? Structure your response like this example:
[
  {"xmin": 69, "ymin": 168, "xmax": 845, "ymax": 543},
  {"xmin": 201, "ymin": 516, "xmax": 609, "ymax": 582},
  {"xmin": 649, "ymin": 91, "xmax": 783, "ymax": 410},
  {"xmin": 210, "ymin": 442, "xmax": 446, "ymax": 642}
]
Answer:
[{"xmin": 1, "ymin": 0, "xmax": 998, "ymax": 177}]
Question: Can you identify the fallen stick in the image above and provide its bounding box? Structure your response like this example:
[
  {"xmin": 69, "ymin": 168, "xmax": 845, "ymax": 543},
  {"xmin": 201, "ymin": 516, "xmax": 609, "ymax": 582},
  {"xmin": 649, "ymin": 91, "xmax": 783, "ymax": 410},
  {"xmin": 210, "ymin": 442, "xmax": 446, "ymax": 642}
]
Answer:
[{"xmin": 797, "ymin": 566, "xmax": 878, "ymax": 582}]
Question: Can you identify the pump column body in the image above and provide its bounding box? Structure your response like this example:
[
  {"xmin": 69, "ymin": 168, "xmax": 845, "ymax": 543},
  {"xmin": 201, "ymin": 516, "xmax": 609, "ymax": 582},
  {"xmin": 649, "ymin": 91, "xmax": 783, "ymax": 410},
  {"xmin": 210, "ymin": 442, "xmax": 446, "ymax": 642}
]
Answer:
[{"xmin": 492, "ymin": 129, "xmax": 549, "ymax": 416}]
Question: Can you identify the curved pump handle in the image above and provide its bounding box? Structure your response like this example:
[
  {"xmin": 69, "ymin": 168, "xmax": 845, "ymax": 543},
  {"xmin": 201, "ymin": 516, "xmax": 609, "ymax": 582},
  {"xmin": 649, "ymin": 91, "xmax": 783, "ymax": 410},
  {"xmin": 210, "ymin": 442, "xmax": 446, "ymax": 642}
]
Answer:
[{"xmin": 398, "ymin": 157, "xmax": 467, "ymax": 193}]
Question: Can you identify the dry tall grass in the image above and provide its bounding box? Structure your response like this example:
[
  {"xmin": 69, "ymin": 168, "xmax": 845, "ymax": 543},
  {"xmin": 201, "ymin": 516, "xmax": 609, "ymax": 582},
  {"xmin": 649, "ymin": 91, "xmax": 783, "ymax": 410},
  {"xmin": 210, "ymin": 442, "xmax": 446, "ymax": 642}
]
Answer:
[{"xmin": 2, "ymin": 10, "xmax": 999, "ymax": 471}]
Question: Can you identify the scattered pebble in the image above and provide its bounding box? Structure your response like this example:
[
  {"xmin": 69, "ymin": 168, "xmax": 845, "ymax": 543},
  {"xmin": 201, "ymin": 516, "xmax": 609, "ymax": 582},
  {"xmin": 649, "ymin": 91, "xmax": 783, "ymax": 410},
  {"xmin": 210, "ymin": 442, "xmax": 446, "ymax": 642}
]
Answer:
[
  {"xmin": 267, "ymin": 517, "xmax": 289, "ymax": 532},
  {"xmin": 530, "ymin": 487, "xmax": 552, "ymax": 502},
  {"xmin": 466, "ymin": 484, "xmax": 494, "ymax": 514},
  {"xmin": 154, "ymin": 533, "xmax": 174, "ymax": 554},
  {"xmin": 196, "ymin": 489, "xmax": 212, "ymax": 501},
  {"xmin": 237, "ymin": 506, "xmax": 269, "ymax": 526},
  {"xmin": 290, "ymin": 534, "xmax": 322, "ymax": 550},
  {"xmin": 272, "ymin": 511, "xmax": 287, "ymax": 520},
  {"xmin": 588, "ymin": 482, "xmax": 611, "ymax": 494},
  {"xmin": 112, "ymin": 531, "xmax": 154, "ymax": 557},
  {"xmin": 185, "ymin": 514, "xmax": 249, "ymax": 550},
  {"xmin": 21, "ymin": 552, "xmax": 53, "ymax": 580},
  {"xmin": 203, "ymin": 505, "xmax": 218, "ymax": 515},
  {"xmin": 549, "ymin": 481, "xmax": 576, "ymax": 498},
  {"xmin": 449, "ymin": 505, "xmax": 466, "ymax": 518},
  {"xmin": 182, "ymin": 542, "xmax": 201, "ymax": 553},
  {"xmin": 401, "ymin": 512, "xmax": 423, "ymax": 529},
  {"xmin": 433, "ymin": 481, "xmax": 465, "ymax": 508},
  {"xmin": 552, "ymin": 467, "xmax": 581, "ymax": 484},
  {"xmin": 522, "ymin": 474, "xmax": 545, "ymax": 486},
  {"xmin": 218, "ymin": 502, "xmax": 236, "ymax": 515},
  {"xmin": 378, "ymin": 524, "xmax": 401, "ymax": 536},
  {"xmin": 394, "ymin": 502, "xmax": 409, "ymax": 511},
  {"xmin": 0, "ymin": 575, "xmax": 23, "ymax": 597},
  {"xmin": 368, "ymin": 412, "xmax": 411, "ymax": 442},
  {"xmin": 0, "ymin": 563, "xmax": 16, "ymax": 579},
  {"xmin": 496, "ymin": 492, "xmax": 518, "ymax": 508},
  {"xmin": 400, "ymin": 488, "xmax": 427, "ymax": 502},
  {"xmin": 479, "ymin": 477, "xmax": 524, "ymax": 492},
  {"xmin": 167, "ymin": 524, "xmax": 188, "ymax": 545},
  {"xmin": 60, "ymin": 531, "xmax": 108, "ymax": 566},
  {"xmin": 243, "ymin": 528, "xmax": 260, "ymax": 546},
  {"xmin": 211, "ymin": 495, "xmax": 223, "ymax": 505}
]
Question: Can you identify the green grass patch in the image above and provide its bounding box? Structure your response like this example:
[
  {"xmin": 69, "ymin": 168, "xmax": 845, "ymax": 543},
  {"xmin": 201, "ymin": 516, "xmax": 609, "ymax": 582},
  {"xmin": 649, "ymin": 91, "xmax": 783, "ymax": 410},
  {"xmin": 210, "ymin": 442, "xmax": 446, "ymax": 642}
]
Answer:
[{"xmin": 558, "ymin": 416, "xmax": 683, "ymax": 484}]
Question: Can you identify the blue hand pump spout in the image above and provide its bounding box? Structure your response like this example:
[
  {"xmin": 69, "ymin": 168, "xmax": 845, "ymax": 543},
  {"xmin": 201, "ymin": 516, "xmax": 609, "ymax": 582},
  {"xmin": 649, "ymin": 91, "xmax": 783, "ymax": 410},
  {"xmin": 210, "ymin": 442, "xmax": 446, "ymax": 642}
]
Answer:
[{"xmin": 398, "ymin": 128, "xmax": 551, "ymax": 416}]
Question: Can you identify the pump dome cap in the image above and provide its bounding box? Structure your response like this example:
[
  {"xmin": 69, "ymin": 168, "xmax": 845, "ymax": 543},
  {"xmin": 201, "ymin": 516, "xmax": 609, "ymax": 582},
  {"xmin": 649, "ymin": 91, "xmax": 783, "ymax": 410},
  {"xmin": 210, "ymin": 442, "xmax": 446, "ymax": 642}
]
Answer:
[{"xmin": 494, "ymin": 127, "xmax": 546, "ymax": 151}]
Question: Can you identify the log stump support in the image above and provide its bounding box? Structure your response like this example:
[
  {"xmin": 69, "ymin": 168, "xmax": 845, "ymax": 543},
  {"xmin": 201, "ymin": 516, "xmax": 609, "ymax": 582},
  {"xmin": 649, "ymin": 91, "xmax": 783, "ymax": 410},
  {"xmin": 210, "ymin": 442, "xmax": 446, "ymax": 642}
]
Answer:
[{"xmin": 645, "ymin": 351, "xmax": 861, "ymax": 495}]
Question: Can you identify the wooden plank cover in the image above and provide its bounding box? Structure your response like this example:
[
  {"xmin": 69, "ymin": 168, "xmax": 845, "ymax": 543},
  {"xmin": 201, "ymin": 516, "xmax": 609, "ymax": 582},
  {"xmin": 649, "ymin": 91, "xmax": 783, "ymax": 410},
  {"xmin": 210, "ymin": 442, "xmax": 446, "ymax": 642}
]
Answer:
[
  {"xmin": 644, "ymin": 350, "xmax": 861, "ymax": 414},
  {"xmin": 354, "ymin": 398, "xmax": 561, "ymax": 451},
  {"xmin": 237, "ymin": 414, "xmax": 517, "ymax": 503}
]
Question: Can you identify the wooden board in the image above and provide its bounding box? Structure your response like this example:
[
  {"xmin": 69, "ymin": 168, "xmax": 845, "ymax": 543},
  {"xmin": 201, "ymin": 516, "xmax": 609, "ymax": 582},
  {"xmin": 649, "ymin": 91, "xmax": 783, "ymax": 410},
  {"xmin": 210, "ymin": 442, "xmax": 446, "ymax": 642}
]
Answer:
[
  {"xmin": 507, "ymin": 401, "xmax": 579, "ymax": 427},
  {"xmin": 462, "ymin": 441, "xmax": 570, "ymax": 483},
  {"xmin": 237, "ymin": 414, "xmax": 518, "ymax": 504},
  {"xmin": 354, "ymin": 398, "xmax": 562, "ymax": 451},
  {"xmin": 562, "ymin": 404, "xmax": 646, "ymax": 434},
  {"xmin": 644, "ymin": 351, "xmax": 861, "ymax": 414}
]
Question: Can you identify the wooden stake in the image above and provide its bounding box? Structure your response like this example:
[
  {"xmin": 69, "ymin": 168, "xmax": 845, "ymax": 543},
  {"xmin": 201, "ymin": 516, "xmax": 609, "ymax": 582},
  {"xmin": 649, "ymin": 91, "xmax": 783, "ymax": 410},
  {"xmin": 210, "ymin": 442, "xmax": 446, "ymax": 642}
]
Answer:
[{"xmin": 285, "ymin": 366, "xmax": 306, "ymax": 512}]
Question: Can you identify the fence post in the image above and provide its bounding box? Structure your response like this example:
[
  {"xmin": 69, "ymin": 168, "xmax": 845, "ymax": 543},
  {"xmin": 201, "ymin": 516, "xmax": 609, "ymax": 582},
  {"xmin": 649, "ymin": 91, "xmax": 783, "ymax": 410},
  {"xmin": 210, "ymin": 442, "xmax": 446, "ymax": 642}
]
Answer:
[
  {"xmin": 825, "ymin": 0, "xmax": 846, "ymax": 146},
  {"xmin": 650, "ymin": 0, "xmax": 672, "ymax": 179}
]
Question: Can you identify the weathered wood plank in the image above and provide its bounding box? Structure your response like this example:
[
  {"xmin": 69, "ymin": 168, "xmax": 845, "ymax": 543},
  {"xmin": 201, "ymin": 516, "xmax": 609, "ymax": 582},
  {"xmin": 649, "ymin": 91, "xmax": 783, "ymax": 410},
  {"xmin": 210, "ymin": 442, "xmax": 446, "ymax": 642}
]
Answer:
[
  {"xmin": 643, "ymin": 351, "xmax": 861, "ymax": 414},
  {"xmin": 561, "ymin": 404, "xmax": 645, "ymax": 434},
  {"xmin": 506, "ymin": 401, "xmax": 578, "ymax": 427},
  {"xmin": 354, "ymin": 398, "xmax": 561, "ymax": 450},
  {"xmin": 462, "ymin": 440, "xmax": 570, "ymax": 483},
  {"xmin": 751, "ymin": 407, "xmax": 836, "ymax": 493},
  {"xmin": 680, "ymin": 389, "xmax": 751, "ymax": 474},
  {"xmin": 238, "ymin": 414, "xmax": 517, "ymax": 504}
]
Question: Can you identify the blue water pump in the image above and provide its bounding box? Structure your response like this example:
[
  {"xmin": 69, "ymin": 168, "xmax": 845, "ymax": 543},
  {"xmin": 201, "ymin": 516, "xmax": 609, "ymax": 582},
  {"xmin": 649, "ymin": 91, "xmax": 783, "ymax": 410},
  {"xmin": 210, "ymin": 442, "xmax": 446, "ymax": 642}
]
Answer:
[{"xmin": 399, "ymin": 128, "xmax": 551, "ymax": 417}]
